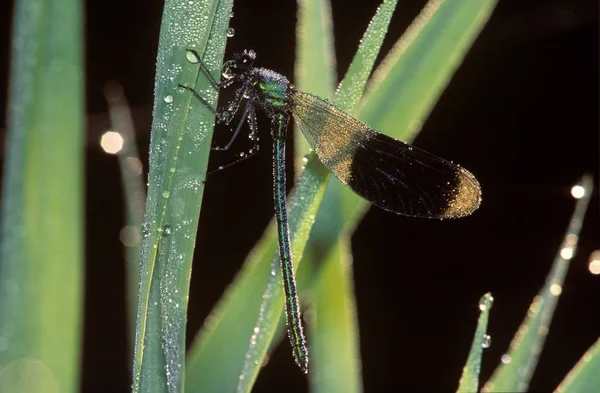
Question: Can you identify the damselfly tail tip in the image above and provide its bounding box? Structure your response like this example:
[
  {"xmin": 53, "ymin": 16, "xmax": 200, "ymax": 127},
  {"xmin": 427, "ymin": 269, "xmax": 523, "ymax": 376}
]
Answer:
[{"xmin": 292, "ymin": 346, "xmax": 309, "ymax": 374}]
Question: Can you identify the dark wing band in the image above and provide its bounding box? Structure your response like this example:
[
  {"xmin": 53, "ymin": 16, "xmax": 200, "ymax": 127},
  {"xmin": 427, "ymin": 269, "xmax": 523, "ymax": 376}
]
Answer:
[{"xmin": 290, "ymin": 90, "xmax": 481, "ymax": 219}]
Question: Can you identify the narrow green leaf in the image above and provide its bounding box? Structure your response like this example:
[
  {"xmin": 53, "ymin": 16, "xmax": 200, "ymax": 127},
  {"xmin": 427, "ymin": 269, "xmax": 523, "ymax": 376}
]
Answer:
[
  {"xmin": 360, "ymin": 0, "xmax": 499, "ymax": 144},
  {"xmin": 305, "ymin": 2, "xmax": 398, "ymax": 392},
  {"xmin": 132, "ymin": 1, "xmax": 232, "ymax": 392},
  {"xmin": 236, "ymin": 1, "xmax": 400, "ymax": 390},
  {"xmin": 457, "ymin": 293, "xmax": 494, "ymax": 393},
  {"xmin": 295, "ymin": 0, "xmax": 337, "ymax": 161},
  {"xmin": 185, "ymin": 159, "xmax": 329, "ymax": 393},
  {"xmin": 0, "ymin": 0, "xmax": 84, "ymax": 391},
  {"xmin": 104, "ymin": 82, "xmax": 146, "ymax": 349},
  {"xmin": 483, "ymin": 175, "xmax": 594, "ymax": 392},
  {"xmin": 555, "ymin": 338, "xmax": 600, "ymax": 393},
  {"xmin": 308, "ymin": 238, "xmax": 362, "ymax": 393}
]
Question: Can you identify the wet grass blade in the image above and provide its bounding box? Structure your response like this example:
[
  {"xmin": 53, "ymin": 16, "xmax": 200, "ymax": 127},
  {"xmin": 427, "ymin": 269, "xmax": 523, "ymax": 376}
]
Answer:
[
  {"xmin": 482, "ymin": 175, "xmax": 594, "ymax": 392},
  {"xmin": 185, "ymin": 160, "xmax": 329, "ymax": 393},
  {"xmin": 457, "ymin": 293, "xmax": 494, "ymax": 393},
  {"xmin": 235, "ymin": 2, "xmax": 398, "ymax": 391},
  {"xmin": 294, "ymin": 0, "xmax": 337, "ymax": 160},
  {"xmin": 555, "ymin": 338, "xmax": 600, "ymax": 393},
  {"xmin": 103, "ymin": 82, "xmax": 146, "ymax": 347},
  {"xmin": 131, "ymin": 1, "xmax": 233, "ymax": 392},
  {"xmin": 304, "ymin": 2, "xmax": 398, "ymax": 392},
  {"xmin": 0, "ymin": 0, "xmax": 84, "ymax": 390},
  {"xmin": 308, "ymin": 238, "xmax": 362, "ymax": 393},
  {"xmin": 360, "ymin": 0, "xmax": 499, "ymax": 145}
]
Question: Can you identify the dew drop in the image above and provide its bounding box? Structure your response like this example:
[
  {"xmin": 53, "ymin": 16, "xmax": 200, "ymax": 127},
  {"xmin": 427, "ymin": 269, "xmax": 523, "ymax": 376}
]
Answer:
[
  {"xmin": 169, "ymin": 167, "xmax": 176, "ymax": 173},
  {"xmin": 482, "ymin": 334, "xmax": 491, "ymax": 348},
  {"xmin": 164, "ymin": 95, "xmax": 174, "ymax": 103},
  {"xmin": 501, "ymin": 354, "xmax": 512, "ymax": 364},
  {"xmin": 162, "ymin": 190, "xmax": 170, "ymax": 199},
  {"xmin": 162, "ymin": 225, "xmax": 172, "ymax": 237},
  {"xmin": 186, "ymin": 50, "xmax": 199, "ymax": 64},
  {"xmin": 227, "ymin": 28, "xmax": 235, "ymax": 38},
  {"xmin": 229, "ymin": 11, "xmax": 234, "ymax": 18}
]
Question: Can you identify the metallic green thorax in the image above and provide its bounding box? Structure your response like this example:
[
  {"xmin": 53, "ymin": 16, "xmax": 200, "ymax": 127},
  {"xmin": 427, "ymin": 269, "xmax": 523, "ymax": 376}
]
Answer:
[{"xmin": 252, "ymin": 67, "xmax": 292, "ymax": 111}]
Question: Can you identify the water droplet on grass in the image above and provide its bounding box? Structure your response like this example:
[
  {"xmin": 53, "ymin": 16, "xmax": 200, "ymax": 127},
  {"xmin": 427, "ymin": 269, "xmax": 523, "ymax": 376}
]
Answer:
[
  {"xmin": 482, "ymin": 334, "xmax": 491, "ymax": 348},
  {"xmin": 186, "ymin": 50, "xmax": 199, "ymax": 64}
]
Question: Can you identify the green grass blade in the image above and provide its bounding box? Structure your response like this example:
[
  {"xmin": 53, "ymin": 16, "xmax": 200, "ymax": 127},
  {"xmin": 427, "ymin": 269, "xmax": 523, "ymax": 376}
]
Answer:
[
  {"xmin": 360, "ymin": 0, "xmax": 499, "ymax": 144},
  {"xmin": 235, "ymin": 2, "xmax": 399, "ymax": 390},
  {"xmin": 185, "ymin": 159, "xmax": 329, "ymax": 393},
  {"xmin": 131, "ymin": 1, "xmax": 233, "ymax": 392},
  {"xmin": 305, "ymin": 2, "xmax": 398, "ymax": 392},
  {"xmin": 103, "ymin": 82, "xmax": 146, "ymax": 348},
  {"xmin": 0, "ymin": 0, "xmax": 84, "ymax": 390},
  {"xmin": 308, "ymin": 238, "xmax": 362, "ymax": 393},
  {"xmin": 294, "ymin": 0, "xmax": 337, "ymax": 161},
  {"xmin": 555, "ymin": 338, "xmax": 600, "ymax": 393},
  {"xmin": 457, "ymin": 293, "xmax": 494, "ymax": 393},
  {"xmin": 318, "ymin": 0, "xmax": 498, "ymax": 234},
  {"xmin": 335, "ymin": 0, "xmax": 398, "ymax": 114},
  {"xmin": 483, "ymin": 174, "xmax": 594, "ymax": 392},
  {"xmin": 309, "ymin": 2, "xmax": 497, "ymax": 387}
]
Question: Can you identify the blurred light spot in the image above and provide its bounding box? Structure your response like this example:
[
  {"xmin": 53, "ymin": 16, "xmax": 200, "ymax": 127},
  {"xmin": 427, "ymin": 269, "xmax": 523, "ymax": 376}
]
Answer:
[
  {"xmin": 119, "ymin": 226, "xmax": 140, "ymax": 247},
  {"xmin": 565, "ymin": 234, "xmax": 578, "ymax": 246},
  {"xmin": 100, "ymin": 131, "xmax": 124, "ymax": 154},
  {"xmin": 550, "ymin": 284, "xmax": 562, "ymax": 296},
  {"xmin": 501, "ymin": 354, "xmax": 512, "ymax": 364},
  {"xmin": 588, "ymin": 250, "xmax": 600, "ymax": 275},
  {"xmin": 125, "ymin": 157, "xmax": 143, "ymax": 175},
  {"xmin": 570, "ymin": 185, "xmax": 585, "ymax": 199},
  {"xmin": 560, "ymin": 247, "xmax": 574, "ymax": 259}
]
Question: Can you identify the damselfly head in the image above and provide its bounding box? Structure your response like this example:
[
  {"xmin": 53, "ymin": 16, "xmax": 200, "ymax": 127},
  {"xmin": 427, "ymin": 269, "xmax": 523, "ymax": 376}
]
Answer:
[{"xmin": 221, "ymin": 49, "xmax": 256, "ymax": 80}]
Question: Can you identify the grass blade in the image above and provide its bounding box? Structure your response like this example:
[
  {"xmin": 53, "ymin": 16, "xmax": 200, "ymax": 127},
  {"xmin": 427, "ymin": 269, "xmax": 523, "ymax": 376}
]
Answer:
[
  {"xmin": 483, "ymin": 174, "xmax": 594, "ymax": 392},
  {"xmin": 304, "ymin": 2, "xmax": 398, "ymax": 392},
  {"xmin": 360, "ymin": 0, "xmax": 499, "ymax": 145},
  {"xmin": 0, "ymin": 0, "xmax": 84, "ymax": 390},
  {"xmin": 295, "ymin": 0, "xmax": 337, "ymax": 160},
  {"xmin": 103, "ymin": 82, "xmax": 146, "ymax": 347},
  {"xmin": 555, "ymin": 338, "xmax": 600, "ymax": 393},
  {"xmin": 185, "ymin": 159, "xmax": 329, "ymax": 393},
  {"xmin": 457, "ymin": 293, "xmax": 494, "ymax": 393},
  {"xmin": 131, "ymin": 1, "xmax": 233, "ymax": 392},
  {"xmin": 235, "ymin": 2, "xmax": 399, "ymax": 390},
  {"xmin": 308, "ymin": 238, "xmax": 362, "ymax": 393}
]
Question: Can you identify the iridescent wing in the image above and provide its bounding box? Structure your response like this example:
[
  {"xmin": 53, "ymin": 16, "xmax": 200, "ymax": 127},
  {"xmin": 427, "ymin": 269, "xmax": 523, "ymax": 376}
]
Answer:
[{"xmin": 290, "ymin": 90, "xmax": 481, "ymax": 219}]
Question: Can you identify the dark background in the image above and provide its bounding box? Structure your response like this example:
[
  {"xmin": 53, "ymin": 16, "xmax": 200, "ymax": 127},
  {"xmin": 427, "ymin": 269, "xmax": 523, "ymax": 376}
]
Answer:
[{"xmin": 1, "ymin": 0, "xmax": 598, "ymax": 392}]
